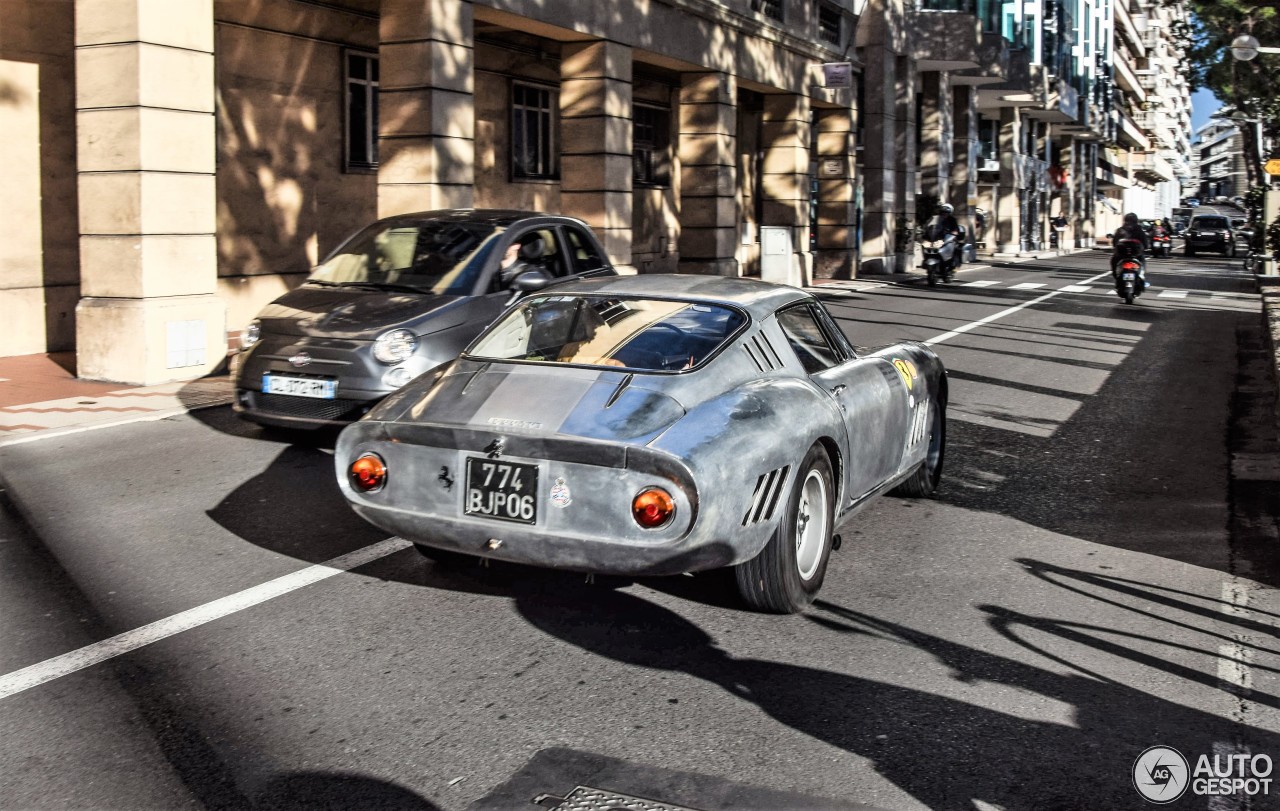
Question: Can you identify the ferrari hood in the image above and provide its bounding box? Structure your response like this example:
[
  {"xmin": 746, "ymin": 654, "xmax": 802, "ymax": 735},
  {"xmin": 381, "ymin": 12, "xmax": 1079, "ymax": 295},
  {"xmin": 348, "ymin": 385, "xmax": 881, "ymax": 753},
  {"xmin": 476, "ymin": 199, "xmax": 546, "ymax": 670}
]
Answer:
[
  {"xmin": 255, "ymin": 285, "xmax": 467, "ymax": 340},
  {"xmin": 386, "ymin": 362, "xmax": 686, "ymax": 444}
]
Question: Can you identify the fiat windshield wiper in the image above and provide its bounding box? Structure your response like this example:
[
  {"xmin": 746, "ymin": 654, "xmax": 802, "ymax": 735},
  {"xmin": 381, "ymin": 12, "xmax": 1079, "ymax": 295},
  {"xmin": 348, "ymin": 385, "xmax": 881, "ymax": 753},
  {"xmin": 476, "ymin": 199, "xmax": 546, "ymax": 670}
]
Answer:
[{"xmin": 335, "ymin": 281, "xmax": 432, "ymax": 295}]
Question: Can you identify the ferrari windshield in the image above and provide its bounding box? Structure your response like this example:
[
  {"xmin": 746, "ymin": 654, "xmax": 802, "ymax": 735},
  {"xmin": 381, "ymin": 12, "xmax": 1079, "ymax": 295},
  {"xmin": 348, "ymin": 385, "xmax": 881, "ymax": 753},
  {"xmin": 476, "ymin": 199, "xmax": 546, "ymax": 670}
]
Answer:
[
  {"xmin": 308, "ymin": 220, "xmax": 500, "ymax": 295},
  {"xmin": 467, "ymin": 295, "xmax": 747, "ymax": 372}
]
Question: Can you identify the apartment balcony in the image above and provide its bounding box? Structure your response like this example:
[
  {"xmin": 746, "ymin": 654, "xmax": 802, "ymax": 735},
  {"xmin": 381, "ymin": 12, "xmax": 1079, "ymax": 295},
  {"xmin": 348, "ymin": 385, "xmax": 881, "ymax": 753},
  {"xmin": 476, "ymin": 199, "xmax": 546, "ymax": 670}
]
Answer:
[
  {"xmin": 1116, "ymin": 109, "xmax": 1151, "ymax": 151},
  {"xmin": 1112, "ymin": 54, "xmax": 1145, "ymax": 99},
  {"xmin": 1131, "ymin": 150, "xmax": 1175, "ymax": 184},
  {"xmin": 953, "ymin": 30, "xmax": 1014, "ymax": 87},
  {"xmin": 1030, "ymin": 77, "xmax": 1080, "ymax": 123},
  {"xmin": 909, "ymin": 5, "xmax": 983, "ymax": 72},
  {"xmin": 973, "ymin": 46, "xmax": 1041, "ymax": 109},
  {"xmin": 1097, "ymin": 149, "xmax": 1133, "ymax": 189}
]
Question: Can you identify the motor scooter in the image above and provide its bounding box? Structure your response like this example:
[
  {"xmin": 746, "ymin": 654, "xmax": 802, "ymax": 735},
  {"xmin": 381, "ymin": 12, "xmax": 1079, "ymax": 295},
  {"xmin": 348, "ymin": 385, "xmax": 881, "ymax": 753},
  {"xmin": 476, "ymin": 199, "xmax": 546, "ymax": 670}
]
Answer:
[
  {"xmin": 1113, "ymin": 238, "xmax": 1147, "ymax": 305},
  {"xmin": 1150, "ymin": 225, "xmax": 1171, "ymax": 257},
  {"xmin": 920, "ymin": 225, "xmax": 959, "ymax": 286}
]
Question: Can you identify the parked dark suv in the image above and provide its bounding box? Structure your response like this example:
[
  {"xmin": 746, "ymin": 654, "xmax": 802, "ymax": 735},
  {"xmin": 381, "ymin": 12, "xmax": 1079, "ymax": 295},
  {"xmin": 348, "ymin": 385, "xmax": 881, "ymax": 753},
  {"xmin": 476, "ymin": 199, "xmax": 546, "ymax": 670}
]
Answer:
[
  {"xmin": 1184, "ymin": 214, "xmax": 1243, "ymax": 257},
  {"xmin": 232, "ymin": 210, "xmax": 618, "ymax": 429}
]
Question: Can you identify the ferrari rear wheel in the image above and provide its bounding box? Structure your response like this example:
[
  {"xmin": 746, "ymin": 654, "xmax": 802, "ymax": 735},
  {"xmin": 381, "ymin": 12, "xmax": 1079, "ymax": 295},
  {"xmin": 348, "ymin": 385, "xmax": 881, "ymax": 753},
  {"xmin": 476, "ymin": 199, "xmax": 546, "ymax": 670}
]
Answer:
[
  {"xmin": 890, "ymin": 392, "xmax": 946, "ymax": 498},
  {"xmin": 734, "ymin": 444, "xmax": 834, "ymax": 614}
]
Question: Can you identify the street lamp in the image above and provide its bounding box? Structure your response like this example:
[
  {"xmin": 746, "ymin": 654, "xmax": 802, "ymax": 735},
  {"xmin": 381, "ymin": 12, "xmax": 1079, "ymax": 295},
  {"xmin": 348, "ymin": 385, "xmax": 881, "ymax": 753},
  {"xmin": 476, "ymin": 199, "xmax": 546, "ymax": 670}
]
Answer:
[{"xmin": 1230, "ymin": 34, "xmax": 1280, "ymax": 61}]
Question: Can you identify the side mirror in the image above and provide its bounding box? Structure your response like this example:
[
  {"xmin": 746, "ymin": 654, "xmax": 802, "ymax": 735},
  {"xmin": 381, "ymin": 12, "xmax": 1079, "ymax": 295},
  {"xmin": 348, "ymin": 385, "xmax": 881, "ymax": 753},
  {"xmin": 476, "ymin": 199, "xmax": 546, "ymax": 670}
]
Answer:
[{"xmin": 512, "ymin": 269, "xmax": 552, "ymax": 293}]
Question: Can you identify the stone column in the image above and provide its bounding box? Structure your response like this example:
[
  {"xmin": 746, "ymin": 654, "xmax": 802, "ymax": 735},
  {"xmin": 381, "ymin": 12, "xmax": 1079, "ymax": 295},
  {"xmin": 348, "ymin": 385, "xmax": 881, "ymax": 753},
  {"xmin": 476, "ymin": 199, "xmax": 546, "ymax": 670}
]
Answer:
[
  {"xmin": 74, "ymin": 0, "xmax": 225, "ymax": 384},
  {"xmin": 814, "ymin": 107, "xmax": 858, "ymax": 279},
  {"xmin": 950, "ymin": 85, "xmax": 978, "ymax": 253},
  {"xmin": 918, "ymin": 72, "xmax": 951, "ymax": 202},
  {"xmin": 760, "ymin": 93, "xmax": 812, "ymax": 286},
  {"xmin": 560, "ymin": 41, "xmax": 633, "ymax": 272},
  {"xmin": 378, "ymin": 0, "xmax": 474, "ymax": 215},
  {"xmin": 677, "ymin": 72, "xmax": 738, "ymax": 276},
  {"xmin": 0, "ymin": 57, "xmax": 44, "ymax": 357},
  {"xmin": 996, "ymin": 106, "xmax": 1021, "ymax": 253},
  {"xmin": 860, "ymin": 48, "xmax": 914, "ymax": 273}
]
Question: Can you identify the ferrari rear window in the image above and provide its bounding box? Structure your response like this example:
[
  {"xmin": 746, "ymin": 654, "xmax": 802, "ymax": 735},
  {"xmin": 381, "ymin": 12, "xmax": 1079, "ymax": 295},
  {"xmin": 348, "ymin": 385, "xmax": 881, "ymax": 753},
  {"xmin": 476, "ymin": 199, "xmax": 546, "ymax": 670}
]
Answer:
[{"xmin": 467, "ymin": 295, "xmax": 747, "ymax": 372}]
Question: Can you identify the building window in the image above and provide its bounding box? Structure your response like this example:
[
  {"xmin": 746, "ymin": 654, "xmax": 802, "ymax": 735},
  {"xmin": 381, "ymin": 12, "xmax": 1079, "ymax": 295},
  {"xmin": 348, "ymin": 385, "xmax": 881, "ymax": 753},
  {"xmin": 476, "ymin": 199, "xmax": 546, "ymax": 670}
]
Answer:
[
  {"xmin": 818, "ymin": 3, "xmax": 842, "ymax": 45},
  {"xmin": 345, "ymin": 51, "xmax": 378, "ymax": 171},
  {"xmin": 751, "ymin": 0, "xmax": 784, "ymax": 22},
  {"xmin": 512, "ymin": 82, "xmax": 558, "ymax": 180},
  {"xmin": 633, "ymin": 104, "xmax": 671, "ymax": 186}
]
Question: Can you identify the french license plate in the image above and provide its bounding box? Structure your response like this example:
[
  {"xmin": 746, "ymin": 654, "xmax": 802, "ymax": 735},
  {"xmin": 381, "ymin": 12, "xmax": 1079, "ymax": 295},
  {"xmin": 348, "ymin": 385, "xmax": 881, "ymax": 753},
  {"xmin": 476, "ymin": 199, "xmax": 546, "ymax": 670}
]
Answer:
[
  {"xmin": 262, "ymin": 373, "xmax": 336, "ymax": 399},
  {"xmin": 464, "ymin": 458, "xmax": 538, "ymax": 525},
  {"xmin": 1121, "ymin": 272, "xmax": 1137, "ymax": 280}
]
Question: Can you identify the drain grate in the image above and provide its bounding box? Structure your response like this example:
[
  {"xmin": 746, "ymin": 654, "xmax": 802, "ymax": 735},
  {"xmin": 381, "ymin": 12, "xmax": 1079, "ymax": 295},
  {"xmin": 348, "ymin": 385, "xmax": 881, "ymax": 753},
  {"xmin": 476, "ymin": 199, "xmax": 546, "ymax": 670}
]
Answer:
[{"xmin": 533, "ymin": 785, "xmax": 703, "ymax": 811}]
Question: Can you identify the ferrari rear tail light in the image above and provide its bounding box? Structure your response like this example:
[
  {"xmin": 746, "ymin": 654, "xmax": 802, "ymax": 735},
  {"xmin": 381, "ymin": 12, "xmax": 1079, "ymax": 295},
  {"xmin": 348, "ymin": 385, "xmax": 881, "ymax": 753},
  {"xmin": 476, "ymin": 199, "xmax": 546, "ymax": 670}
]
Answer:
[
  {"xmin": 350, "ymin": 453, "xmax": 387, "ymax": 493},
  {"xmin": 632, "ymin": 488, "xmax": 675, "ymax": 529}
]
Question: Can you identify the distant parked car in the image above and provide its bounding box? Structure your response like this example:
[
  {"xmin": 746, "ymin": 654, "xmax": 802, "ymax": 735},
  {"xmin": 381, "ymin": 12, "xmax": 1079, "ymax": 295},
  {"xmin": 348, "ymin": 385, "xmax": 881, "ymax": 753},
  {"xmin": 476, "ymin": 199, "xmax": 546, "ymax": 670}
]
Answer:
[
  {"xmin": 1183, "ymin": 197, "xmax": 1200, "ymax": 207},
  {"xmin": 233, "ymin": 210, "xmax": 619, "ymax": 429},
  {"xmin": 1184, "ymin": 214, "xmax": 1246, "ymax": 258},
  {"xmin": 1171, "ymin": 218, "xmax": 1188, "ymax": 235}
]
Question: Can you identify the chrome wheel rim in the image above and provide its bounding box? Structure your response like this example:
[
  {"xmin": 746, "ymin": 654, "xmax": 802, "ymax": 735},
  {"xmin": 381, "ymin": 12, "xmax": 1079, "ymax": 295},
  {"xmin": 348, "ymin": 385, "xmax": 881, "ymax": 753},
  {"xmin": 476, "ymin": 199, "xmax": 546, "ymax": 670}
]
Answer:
[{"xmin": 795, "ymin": 469, "xmax": 829, "ymax": 581}]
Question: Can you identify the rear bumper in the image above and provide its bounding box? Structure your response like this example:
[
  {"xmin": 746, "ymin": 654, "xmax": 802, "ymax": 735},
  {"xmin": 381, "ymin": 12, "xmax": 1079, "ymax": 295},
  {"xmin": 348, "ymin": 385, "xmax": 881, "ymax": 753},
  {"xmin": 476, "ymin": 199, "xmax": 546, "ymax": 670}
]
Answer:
[{"xmin": 336, "ymin": 421, "xmax": 775, "ymax": 576}]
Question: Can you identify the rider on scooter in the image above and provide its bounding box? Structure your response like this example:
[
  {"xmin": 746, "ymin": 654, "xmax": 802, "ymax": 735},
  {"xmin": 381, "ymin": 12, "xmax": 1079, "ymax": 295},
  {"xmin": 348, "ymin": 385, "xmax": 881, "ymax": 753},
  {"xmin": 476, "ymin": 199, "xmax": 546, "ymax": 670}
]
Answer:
[{"xmin": 1111, "ymin": 212, "xmax": 1149, "ymax": 284}]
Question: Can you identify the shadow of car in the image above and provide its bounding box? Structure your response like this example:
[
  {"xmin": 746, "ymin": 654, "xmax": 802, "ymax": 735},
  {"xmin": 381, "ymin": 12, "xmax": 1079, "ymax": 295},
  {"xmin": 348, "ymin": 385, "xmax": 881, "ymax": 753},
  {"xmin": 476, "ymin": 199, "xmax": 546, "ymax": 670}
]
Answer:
[{"xmin": 232, "ymin": 210, "xmax": 618, "ymax": 429}]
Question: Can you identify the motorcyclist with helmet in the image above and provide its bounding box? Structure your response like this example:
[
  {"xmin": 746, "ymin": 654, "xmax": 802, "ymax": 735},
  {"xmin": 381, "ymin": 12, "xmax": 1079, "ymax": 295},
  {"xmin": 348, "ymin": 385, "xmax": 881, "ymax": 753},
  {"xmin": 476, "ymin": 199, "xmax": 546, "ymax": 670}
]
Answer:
[{"xmin": 1111, "ymin": 212, "xmax": 1150, "ymax": 284}]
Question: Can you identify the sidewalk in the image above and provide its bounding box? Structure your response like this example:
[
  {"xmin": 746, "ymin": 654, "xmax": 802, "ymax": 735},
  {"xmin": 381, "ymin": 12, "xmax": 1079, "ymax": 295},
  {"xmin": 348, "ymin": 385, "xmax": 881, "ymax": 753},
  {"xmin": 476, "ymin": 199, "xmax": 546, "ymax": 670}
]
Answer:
[{"xmin": 0, "ymin": 354, "xmax": 233, "ymax": 446}]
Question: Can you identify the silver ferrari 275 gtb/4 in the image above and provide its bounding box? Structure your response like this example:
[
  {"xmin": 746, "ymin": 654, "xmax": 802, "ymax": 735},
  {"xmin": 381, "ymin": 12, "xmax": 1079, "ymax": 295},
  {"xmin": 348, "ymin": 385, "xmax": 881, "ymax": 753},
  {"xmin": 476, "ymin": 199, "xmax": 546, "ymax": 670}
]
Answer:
[{"xmin": 336, "ymin": 275, "xmax": 946, "ymax": 612}]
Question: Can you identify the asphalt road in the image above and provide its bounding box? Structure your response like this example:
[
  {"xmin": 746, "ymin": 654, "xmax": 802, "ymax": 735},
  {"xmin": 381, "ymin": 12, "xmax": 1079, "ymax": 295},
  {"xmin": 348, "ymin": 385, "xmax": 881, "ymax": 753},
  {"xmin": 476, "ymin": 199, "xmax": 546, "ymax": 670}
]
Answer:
[{"xmin": 1, "ymin": 249, "xmax": 1277, "ymax": 811}]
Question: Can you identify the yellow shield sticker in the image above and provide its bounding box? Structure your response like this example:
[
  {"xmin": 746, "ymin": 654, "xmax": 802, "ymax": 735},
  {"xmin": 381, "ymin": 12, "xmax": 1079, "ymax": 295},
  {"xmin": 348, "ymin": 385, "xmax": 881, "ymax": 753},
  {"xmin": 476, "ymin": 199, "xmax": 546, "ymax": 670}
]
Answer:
[{"xmin": 893, "ymin": 358, "xmax": 918, "ymax": 390}]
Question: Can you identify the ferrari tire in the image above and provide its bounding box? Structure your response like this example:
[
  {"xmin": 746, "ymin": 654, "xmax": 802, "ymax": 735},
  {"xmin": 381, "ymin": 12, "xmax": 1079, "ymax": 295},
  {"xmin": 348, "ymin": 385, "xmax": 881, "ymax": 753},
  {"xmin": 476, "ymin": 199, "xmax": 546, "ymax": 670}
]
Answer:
[
  {"xmin": 735, "ymin": 444, "xmax": 835, "ymax": 614},
  {"xmin": 890, "ymin": 391, "xmax": 946, "ymax": 498}
]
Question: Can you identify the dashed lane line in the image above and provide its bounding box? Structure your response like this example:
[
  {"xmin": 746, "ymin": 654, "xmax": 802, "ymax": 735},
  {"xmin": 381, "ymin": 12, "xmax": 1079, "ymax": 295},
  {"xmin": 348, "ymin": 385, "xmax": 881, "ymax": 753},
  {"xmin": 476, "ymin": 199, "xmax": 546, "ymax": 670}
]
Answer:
[{"xmin": 924, "ymin": 270, "xmax": 1114, "ymax": 347}]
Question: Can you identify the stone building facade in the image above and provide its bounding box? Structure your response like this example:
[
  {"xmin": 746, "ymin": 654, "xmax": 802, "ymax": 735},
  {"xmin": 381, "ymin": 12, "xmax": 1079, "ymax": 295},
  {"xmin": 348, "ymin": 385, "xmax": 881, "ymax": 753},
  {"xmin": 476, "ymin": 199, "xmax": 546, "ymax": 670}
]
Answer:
[{"xmin": 3, "ymin": 0, "xmax": 1173, "ymax": 383}]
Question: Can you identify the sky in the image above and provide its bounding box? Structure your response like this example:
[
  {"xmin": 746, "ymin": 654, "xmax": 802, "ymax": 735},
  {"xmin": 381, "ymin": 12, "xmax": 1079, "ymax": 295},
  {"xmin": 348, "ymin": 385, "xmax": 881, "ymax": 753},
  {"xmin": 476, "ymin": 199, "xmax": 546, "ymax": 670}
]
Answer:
[{"xmin": 1190, "ymin": 87, "xmax": 1223, "ymax": 135}]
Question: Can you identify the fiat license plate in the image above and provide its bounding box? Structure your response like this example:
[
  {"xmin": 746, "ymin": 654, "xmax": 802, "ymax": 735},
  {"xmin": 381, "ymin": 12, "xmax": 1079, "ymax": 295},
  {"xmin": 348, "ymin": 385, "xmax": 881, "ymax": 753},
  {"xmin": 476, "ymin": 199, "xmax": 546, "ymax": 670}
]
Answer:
[
  {"xmin": 464, "ymin": 458, "xmax": 538, "ymax": 525},
  {"xmin": 262, "ymin": 373, "xmax": 336, "ymax": 399}
]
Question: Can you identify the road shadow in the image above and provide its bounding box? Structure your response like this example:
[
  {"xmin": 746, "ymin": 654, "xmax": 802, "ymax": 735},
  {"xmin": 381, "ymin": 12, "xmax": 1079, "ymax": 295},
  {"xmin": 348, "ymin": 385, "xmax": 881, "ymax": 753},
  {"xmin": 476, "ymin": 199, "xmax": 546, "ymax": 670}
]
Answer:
[
  {"xmin": 511, "ymin": 583, "xmax": 1278, "ymax": 811},
  {"xmin": 253, "ymin": 772, "xmax": 442, "ymax": 810}
]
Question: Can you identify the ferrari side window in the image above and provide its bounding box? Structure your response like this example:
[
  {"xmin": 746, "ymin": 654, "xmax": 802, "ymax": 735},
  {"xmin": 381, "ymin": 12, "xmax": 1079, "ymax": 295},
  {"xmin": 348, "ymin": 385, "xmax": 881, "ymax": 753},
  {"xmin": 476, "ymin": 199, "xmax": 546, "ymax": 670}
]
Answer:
[{"xmin": 777, "ymin": 305, "xmax": 839, "ymax": 374}]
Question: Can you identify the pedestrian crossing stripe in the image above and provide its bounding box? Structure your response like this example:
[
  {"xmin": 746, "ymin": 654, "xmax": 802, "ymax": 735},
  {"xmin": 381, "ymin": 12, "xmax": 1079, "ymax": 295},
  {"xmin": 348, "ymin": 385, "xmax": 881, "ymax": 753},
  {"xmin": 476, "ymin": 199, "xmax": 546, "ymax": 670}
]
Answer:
[
  {"xmin": 1061, "ymin": 285, "xmax": 1092, "ymax": 292},
  {"xmin": 1010, "ymin": 282, "xmax": 1047, "ymax": 290},
  {"xmin": 963, "ymin": 280, "xmax": 1000, "ymax": 287},
  {"xmin": 1157, "ymin": 290, "xmax": 1189, "ymax": 298}
]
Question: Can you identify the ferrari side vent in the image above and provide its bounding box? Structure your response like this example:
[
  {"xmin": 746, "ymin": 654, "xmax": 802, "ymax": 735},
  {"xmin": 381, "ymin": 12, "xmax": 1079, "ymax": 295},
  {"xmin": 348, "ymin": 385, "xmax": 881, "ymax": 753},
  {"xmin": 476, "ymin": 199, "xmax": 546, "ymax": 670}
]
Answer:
[
  {"xmin": 742, "ymin": 465, "xmax": 790, "ymax": 526},
  {"xmin": 742, "ymin": 331, "xmax": 784, "ymax": 373}
]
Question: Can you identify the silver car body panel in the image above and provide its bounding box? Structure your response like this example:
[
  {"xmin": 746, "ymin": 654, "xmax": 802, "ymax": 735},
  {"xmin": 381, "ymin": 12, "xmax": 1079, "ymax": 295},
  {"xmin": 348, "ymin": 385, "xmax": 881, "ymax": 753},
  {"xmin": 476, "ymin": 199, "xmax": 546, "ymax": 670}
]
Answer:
[{"xmin": 336, "ymin": 275, "xmax": 945, "ymax": 575}]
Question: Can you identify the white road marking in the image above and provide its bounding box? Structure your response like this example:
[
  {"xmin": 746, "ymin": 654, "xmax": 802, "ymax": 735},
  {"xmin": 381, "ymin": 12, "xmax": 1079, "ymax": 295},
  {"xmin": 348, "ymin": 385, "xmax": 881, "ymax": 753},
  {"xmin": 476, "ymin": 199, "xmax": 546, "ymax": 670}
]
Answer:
[
  {"xmin": 1010, "ymin": 282, "xmax": 1047, "ymax": 290},
  {"xmin": 1157, "ymin": 290, "xmax": 1189, "ymax": 299},
  {"xmin": 1060, "ymin": 285, "xmax": 1093, "ymax": 293},
  {"xmin": 1208, "ymin": 743, "xmax": 1251, "ymax": 811},
  {"xmin": 924, "ymin": 271, "xmax": 1114, "ymax": 347},
  {"xmin": 963, "ymin": 280, "xmax": 1001, "ymax": 287},
  {"xmin": 1218, "ymin": 643, "xmax": 1253, "ymax": 691},
  {"xmin": 0, "ymin": 537, "xmax": 412, "ymax": 701},
  {"xmin": 1222, "ymin": 582, "xmax": 1249, "ymax": 617}
]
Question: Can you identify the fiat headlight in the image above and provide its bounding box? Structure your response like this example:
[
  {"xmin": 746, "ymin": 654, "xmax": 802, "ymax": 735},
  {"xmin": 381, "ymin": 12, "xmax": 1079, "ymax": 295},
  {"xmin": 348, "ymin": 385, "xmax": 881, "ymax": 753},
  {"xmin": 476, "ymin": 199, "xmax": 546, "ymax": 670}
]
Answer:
[
  {"xmin": 241, "ymin": 321, "xmax": 261, "ymax": 350},
  {"xmin": 373, "ymin": 329, "xmax": 417, "ymax": 364}
]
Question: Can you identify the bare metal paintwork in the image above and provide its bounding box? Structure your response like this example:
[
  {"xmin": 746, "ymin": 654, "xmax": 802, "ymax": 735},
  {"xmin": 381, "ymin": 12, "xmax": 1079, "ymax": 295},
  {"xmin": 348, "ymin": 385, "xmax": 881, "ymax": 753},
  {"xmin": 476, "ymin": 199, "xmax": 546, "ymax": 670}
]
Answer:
[{"xmin": 335, "ymin": 275, "xmax": 946, "ymax": 576}]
